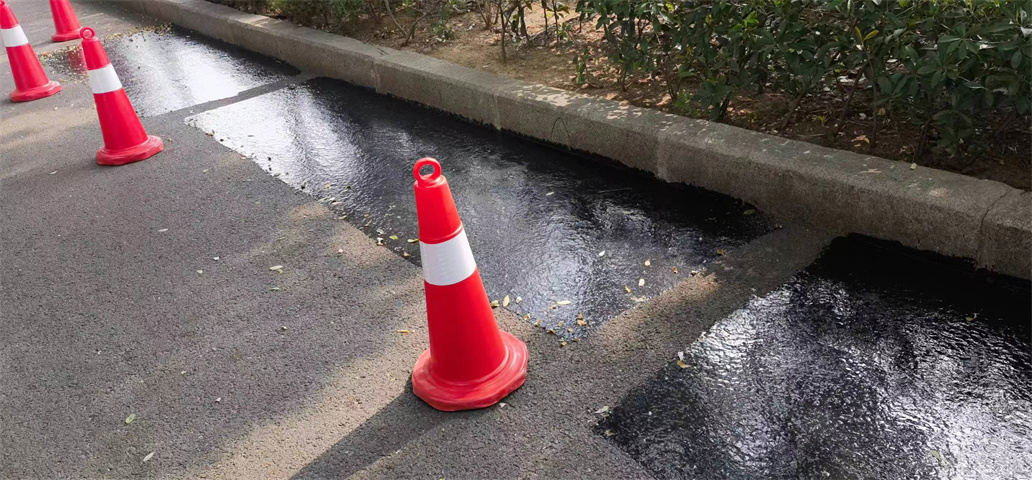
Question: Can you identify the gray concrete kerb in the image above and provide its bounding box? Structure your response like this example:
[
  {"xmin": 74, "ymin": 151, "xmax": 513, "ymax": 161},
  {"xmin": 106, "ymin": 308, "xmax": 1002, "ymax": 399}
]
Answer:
[
  {"xmin": 979, "ymin": 190, "xmax": 1032, "ymax": 279},
  {"xmin": 106, "ymin": 0, "xmax": 1032, "ymax": 280}
]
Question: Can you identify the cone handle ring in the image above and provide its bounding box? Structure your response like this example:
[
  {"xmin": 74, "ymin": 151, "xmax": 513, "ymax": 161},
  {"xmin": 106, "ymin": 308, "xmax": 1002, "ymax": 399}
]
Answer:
[
  {"xmin": 413, "ymin": 157, "xmax": 442, "ymax": 187},
  {"xmin": 80, "ymin": 26, "xmax": 95, "ymax": 40}
]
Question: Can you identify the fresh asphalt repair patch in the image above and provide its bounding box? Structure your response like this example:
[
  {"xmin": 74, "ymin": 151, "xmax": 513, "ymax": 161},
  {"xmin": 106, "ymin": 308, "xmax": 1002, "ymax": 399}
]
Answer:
[
  {"xmin": 597, "ymin": 235, "xmax": 1032, "ymax": 479},
  {"xmin": 41, "ymin": 25, "xmax": 298, "ymax": 117},
  {"xmin": 186, "ymin": 77, "xmax": 775, "ymax": 339}
]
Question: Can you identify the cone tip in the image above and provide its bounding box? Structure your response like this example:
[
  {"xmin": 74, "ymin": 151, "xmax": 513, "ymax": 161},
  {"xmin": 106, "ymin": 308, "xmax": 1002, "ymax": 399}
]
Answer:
[
  {"xmin": 413, "ymin": 158, "xmax": 442, "ymax": 187},
  {"xmin": 80, "ymin": 26, "xmax": 95, "ymax": 40}
]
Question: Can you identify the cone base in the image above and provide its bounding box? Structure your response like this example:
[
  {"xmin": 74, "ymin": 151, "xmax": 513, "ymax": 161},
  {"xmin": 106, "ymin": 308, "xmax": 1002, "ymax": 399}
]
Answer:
[
  {"xmin": 97, "ymin": 135, "xmax": 164, "ymax": 166},
  {"xmin": 51, "ymin": 30, "xmax": 81, "ymax": 42},
  {"xmin": 10, "ymin": 81, "xmax": 62, "ymax": 103},
  {"xmin": 412, "ymin": 331, "xmax": 528, "ymax": 411}
]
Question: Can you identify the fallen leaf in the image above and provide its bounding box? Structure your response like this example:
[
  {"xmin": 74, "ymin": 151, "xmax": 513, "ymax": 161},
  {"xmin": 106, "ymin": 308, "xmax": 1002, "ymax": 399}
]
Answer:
[
  {"xmin": 376, "ymin": 228, "xmax": 385, "ymax": 235},
  {"xmin": 402, "ymin": 251, "xmax": 410, "ymax": 258},
  {"xmin": 142, "ymin": 452, "xmax": 155, "ymax": 463},
  {"xmin": 576, "ymin": 313, "xmax": 587, "ymax": 327},
  {"xmin": 502, "ymin": 295, "xmax": 511, "ymax": 307},
  {"xmin": 269, "ymin": 265, "xmax": 284, "ymax": 272},
  {"xmin": 910, "ymin": 163, "xmax": 917, "ymax": 170},
  {"xmin": 212, "ymin": 257, "xmax": 220, "ymax": 261},
  {"xmin": 638, "ymin": 278, "xmax": 645, "ymax": 287},
  {"xmin": 556, "ymin": 300, "xmax": 571, "ymax": 305},
  {"xmin": 196, "ymin": 270, "xmax": 203, "ymax": 275},
  {"xmin": 125, "ymin": 413, "xmax": 136, "ymax": 425},
  {"xmin": 515, "ymin": 296, "xmax": 522, "ymax": 303},
  {"xmin": 716, "ymin": 249, "xmax": 726, "ymax": 256},
  {"xmin": 560, "ymin": 341, "xmax": 567, "ymax": 347},
  {"xmin": 558, "ymin": 321, "xmax": 564, "ymax": 327},
  {"xmin": 672, "ymin": 267, "xmax": 679, "ymax": 274},
  {"xmin": 594, "ymin": 405, "xmax": 610, "ymax": 415},
  {"xmin": 269, "ymin": 287, "xmax": 280, "ymax": 292},
  {"xmin": 407, "ymin": 238, "xmax": 419, "ymax": 243},
  {"xmin": 598, "ymin": 250, "xmax": 606, "ymax": 257},
  {"xmin": 852, "ymin": 135, "xmax": 869, "ymax": 144},
  {"xmin": 389, "ymin": 235, "xmax": 399, "ymax": 240},
  {"xmin": 677, "ymin": 360, "xmax": 690, "ymax": 369},
  {"xmin": 545, "ymin": 192, "xmax": 554, "ymax": 196},
  {"xmin": 157, "ymin": 228, "xmax": 168, "ymax": 233},
  {"xmin": 743, "ymin": 209, "xmax": 756, "ymax": 215},
  {"xmin": 624, "ymin": 286, "xmax": 632, "ymax": 293},
  {"xmin": 604, "ymin": 429, "xmax": 615, "ymax": 437},
  {"xmin": 490, "ymin": 300, "xmax": 500, "ymax": 308},
  {"xmin": 644, "ymin": 259, "xmax": 651, "ymax": 267},
  {"xmin": 397, "ymin": 329, "xmax": 411, "ymax": 334}
]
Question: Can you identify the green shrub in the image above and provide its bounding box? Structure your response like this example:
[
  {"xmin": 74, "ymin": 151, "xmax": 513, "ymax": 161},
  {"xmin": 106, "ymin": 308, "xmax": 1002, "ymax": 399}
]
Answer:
[{"xmin": 577, "ymin": 0, "xmax": 1032, "ymax": 157}]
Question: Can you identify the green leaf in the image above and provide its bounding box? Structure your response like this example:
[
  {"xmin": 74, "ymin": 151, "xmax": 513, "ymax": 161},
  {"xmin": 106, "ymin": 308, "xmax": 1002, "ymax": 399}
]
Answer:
[
  {"xmin": 916, "ymin": 64, "xmax": 937, "ymax": 75},
  {"xmin": 125, "ymin": 413, "xmax": 136, "ymax": 425},
  {"xmin": 1011, "ymin": 51, "xmax": 1022, "ymax": 70}
]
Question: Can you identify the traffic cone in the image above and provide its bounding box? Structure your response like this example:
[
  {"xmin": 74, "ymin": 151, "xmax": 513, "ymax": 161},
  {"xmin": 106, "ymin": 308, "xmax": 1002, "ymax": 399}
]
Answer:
[
  {"xmin": 48, "ymin": 0, "xmax": 81, "ymax": 42},
  {"xmin": 80, "ymin": 27, "xmax": 163, "ymax": 166},
  {"xmin": 1, "ymin": 0, "xmax": 61, "ymax": 102},
  {"xmin": 410, "ymin": 158, "xmax": 528, "ymax": 411}
]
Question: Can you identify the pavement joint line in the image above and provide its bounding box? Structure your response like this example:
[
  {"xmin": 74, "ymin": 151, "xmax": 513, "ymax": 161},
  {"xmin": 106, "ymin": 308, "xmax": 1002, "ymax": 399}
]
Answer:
[
  {"xmin": 153, "ymin": 71, "xmax": 318, "ymax": 121},
  {"xmin": 108, "ymin": 0, "xmax": 1031, "ymax": 280}
]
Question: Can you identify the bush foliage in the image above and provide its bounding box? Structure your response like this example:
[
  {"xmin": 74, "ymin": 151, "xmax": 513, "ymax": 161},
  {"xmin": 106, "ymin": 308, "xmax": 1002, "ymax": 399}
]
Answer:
[{"xmin": 575, "ymin": 0, "xmax": 1031, "ymax": 157}]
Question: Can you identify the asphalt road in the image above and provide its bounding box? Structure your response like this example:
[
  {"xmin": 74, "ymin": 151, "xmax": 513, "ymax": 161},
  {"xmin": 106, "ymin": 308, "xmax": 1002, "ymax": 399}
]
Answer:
[{"xmin": 2, "ymin": 2, "xmax": 1028, "ymax": 479}]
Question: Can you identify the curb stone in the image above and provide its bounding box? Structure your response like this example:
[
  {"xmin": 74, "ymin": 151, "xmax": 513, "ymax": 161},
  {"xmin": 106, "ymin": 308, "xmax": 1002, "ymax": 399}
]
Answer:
[{"xmin": 109, "ymin": 0, "xmax": 1031, "ymax": 280}]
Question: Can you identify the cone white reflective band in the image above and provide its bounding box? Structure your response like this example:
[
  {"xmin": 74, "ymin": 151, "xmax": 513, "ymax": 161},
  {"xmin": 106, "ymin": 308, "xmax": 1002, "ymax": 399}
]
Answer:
[
  {"xmin": 1, "ymin": 26, "xmax": 28, "ymax": 47},
  {"xmin": 88, "ymin": 64, "xmax": 122, "ymax": 94},
  {"xmin": 419, "ymin": 228, "xmax": 476, "ymax": 286}
]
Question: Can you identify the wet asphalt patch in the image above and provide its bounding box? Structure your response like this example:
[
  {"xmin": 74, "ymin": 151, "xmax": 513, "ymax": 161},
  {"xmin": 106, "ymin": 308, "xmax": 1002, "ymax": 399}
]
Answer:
[
  {"xmin": 185, "ymin": 77, "xmax": 774, "ymax": 339},
  {"xmin": 41, "ymin": 26, "xmax": 298, "ymax": 117},
  {"xmin": 597, "ymin": 235, "xmax": 1032, "ymax": 479}
]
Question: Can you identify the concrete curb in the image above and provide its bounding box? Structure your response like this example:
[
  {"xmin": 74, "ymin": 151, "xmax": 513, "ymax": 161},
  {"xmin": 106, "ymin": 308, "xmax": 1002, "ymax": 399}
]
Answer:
[{"xmin": 108, "ymin": 0, "xmax": 1030, "ymax": 279}]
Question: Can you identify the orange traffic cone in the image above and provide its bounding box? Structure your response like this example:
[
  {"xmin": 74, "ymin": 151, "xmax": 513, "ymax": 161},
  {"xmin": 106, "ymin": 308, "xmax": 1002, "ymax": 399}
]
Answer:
[
  {"xmin": 80, "ymin": 27, "xmax": 163, "ymax": 166},
  {"xmin": 1, "ymin": 0, "xmax": 61, "ymax": 102},
  {"xmin": 410, "ymin": 158, "xmax": 528, "ymax": 411},
  {"xmin": 48, "ymin": 0, "xmax": 81, "ymax": 42}
]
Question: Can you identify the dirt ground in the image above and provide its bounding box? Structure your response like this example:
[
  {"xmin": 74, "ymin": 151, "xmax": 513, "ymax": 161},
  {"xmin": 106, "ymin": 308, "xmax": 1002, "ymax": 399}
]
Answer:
[{"xmin": 293, "ymin": 7, "xmax": 1032, "ymax": 190}]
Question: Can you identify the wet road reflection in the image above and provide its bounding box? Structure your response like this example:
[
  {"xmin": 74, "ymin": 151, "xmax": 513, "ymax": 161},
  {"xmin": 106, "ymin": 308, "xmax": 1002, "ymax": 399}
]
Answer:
[
  {"xmin": 599, "ymin": 236, "xmax": 1032, "ymax": 479},
  {"xmin": 186, "ymin": 78, "xmax": 774, "ymax": 338},
  {"xmin": 42, "ymin": 26, "xmax": 297, "ymax": 116}
]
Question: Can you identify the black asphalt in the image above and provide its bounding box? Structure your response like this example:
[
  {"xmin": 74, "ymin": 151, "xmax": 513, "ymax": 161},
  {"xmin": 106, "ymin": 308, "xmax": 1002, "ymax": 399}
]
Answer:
[
  {"xmin": 599, "ymin": 236, "xmax": 1032, "ymax": 479},
  {"xmin": 186, "ymin": 77, "xmax": 774, "ymax": 340}
]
